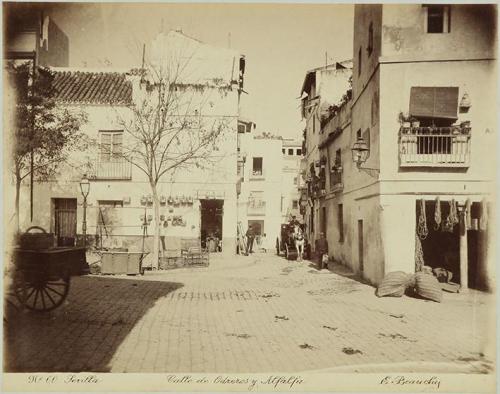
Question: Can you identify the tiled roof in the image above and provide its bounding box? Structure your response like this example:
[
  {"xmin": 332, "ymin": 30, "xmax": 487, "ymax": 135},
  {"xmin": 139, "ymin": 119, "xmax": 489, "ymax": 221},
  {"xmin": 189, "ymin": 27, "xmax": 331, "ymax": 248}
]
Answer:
[{"xmin": 50, "ymin": 70, "xmax": 132, "ymax": 105}]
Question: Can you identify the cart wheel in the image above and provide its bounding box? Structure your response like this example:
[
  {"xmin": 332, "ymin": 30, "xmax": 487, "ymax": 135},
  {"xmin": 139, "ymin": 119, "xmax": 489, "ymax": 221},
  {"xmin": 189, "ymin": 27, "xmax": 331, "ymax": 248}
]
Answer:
[{"xmin": 14, "ymin": 270, "xmax": 70, "ymax": 312}]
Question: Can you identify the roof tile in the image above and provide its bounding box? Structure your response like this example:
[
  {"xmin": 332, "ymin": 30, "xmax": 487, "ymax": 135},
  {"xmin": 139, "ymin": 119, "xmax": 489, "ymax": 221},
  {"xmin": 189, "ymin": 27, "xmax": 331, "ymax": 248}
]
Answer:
[{"xmin": 51, "ymin": 70, "xmax": 132, "ymax": 105}]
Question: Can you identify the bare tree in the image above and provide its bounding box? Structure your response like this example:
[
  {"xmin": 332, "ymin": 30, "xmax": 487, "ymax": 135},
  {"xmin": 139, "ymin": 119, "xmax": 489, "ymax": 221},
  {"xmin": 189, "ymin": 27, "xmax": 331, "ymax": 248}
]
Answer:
[{"xmin": 117, "ymin": 54, "xmax": 232, "ymax": 268}]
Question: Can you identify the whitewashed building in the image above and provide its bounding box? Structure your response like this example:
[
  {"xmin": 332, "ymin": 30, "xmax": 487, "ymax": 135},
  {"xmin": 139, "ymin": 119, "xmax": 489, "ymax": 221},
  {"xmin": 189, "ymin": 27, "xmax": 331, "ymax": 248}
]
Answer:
[
  {"xmin": 315, "ymin": 4, "xmax": 496, "ymax": 290},
  {"xmin": 16, "ymin": 30, "xmax": 246, "ymax": 256}
]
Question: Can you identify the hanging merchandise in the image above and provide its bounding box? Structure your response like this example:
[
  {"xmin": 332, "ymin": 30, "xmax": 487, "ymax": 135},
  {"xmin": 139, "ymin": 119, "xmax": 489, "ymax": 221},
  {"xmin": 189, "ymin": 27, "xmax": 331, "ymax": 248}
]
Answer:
[
  {"xmin": 443, "ymin": 199, "xmax": 459, "ymax": 233},
  {"xmin": 434, "ymin": 197, "xmax": 441, "ymax": 230},
  {"xmin": 415, "ymin": 232, "xmax": 425, "ymax": 272},
  {"xmin": 417, "ymin": 198, "xmax": 428, "ymax": 240},
  {"xmin": 480, "ymin": 198, "xmax": 488, "ymax": 231},
  {"xmin": 465, "ymin": 199, "xmax": 472, "ymax": 230}
]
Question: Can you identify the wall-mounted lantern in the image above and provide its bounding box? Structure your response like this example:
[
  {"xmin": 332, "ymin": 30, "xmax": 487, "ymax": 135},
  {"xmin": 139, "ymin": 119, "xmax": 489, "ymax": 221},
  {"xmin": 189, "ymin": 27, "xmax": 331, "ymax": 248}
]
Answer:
[{"xmin": 351, "ymin": 136, "xmax": 379, "ymax": 177}]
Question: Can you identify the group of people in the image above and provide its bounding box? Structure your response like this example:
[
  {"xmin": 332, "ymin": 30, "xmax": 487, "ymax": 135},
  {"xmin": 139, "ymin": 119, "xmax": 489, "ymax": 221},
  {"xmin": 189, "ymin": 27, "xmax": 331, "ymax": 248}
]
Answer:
[{"xmin": 243, "ymin": 225, "xmax": 269, "ymax": 255}]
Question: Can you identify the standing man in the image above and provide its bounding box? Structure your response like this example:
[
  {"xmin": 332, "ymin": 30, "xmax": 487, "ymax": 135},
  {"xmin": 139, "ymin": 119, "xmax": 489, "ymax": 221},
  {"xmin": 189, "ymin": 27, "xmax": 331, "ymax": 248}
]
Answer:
[
  {"xmin": 159, "ymin": 220, "xmax": 167, "ymax": 257},
  {"xmin": 315, "ymin": 232, "xmax": 329, "ymax": 270},
  {"xmin": 245, "ymin": 225, "xmax": 255, "ymax": 255}
]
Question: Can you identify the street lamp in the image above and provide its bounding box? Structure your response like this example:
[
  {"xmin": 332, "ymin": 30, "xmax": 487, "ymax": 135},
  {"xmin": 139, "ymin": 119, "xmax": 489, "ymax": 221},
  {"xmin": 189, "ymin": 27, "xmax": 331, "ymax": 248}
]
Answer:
[
  {"xmin": 79, "ymin": 174, "xmax": 90, "ymax": 248},
  {"xmin": 351, "ymin": 136, "xmax": 379, "ymax": 177}
]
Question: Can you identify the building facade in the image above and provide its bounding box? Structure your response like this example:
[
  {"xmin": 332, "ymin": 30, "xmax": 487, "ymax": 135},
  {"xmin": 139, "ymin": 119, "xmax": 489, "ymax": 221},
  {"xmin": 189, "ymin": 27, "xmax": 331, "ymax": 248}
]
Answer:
[
  {"xmin": 281, "ymin": 139, "xmax": 303, "ymax": 224},
  {"xmin": 299, "ymin": 61, "xmax": 352, "ymax": 249},
  {"xmin": 15, "ymin": 30, "xmax": 246, "ymax": 257},
  {"xmin": 237, "ymin": 130, "xmax": 283, "ymax": 251},
  {"xmin": 315, "ymin": 4, "xmax": 496, "ymax": 290}
]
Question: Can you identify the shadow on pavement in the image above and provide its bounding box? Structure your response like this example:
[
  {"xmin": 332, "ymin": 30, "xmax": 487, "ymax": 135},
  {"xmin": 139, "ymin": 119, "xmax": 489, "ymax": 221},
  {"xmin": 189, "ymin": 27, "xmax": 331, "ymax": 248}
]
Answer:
[
  {"xmin": 321, "ymin": 261, "xmax": 372, "ymax": 286},
  {"xmin": 4, "ymin": 275, "xmax": 183, "ymax": 372}
]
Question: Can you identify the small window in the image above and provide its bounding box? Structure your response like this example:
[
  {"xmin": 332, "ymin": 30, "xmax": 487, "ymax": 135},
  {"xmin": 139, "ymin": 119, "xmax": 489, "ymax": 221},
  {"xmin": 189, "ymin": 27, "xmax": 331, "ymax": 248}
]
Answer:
[
  {"xmin": 358, "ymin": 47, "xmax": 362, "ymax": 76},
  {"xmin": 292, "ymin": 200, "xmax": 299, "ymax": 209},
  {"xmin": 288, "ymin": 149, "xmax": 294, "ymax": 155},
  {"xmin": 335, "ymin": 149, "xmax": 342, "ymax": 166},
  {"xmin": 293, "ymin": 176, "xmax": 298, "ymax": 185},
  {"xmin": 338, "ymin": 203, "xmax": 344, "ymax": 243},
  {"xmin": 252, "ymin": 157, "xmax": 263, "ymax": 175},
  {"xmin": 282, "ymin": 148, "xmax": 286, "ymax": 154},
  {"xmin": 367, "ymin": 22, "xmax": 373, "ymax": 56},
  {"xmin": 297, "ymin": 149, "xmax": 302, "ymax": 156},
  {"xmin": 427, "ymin": 6, "xmax": 450, "ymax": 34}
]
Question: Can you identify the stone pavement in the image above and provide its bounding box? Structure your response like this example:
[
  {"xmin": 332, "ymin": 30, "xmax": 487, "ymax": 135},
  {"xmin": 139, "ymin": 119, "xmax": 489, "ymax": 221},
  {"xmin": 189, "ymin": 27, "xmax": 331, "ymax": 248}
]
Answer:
[{"xmin": 3, "ymin": 252, "xmax": 495, "ymax": 373}]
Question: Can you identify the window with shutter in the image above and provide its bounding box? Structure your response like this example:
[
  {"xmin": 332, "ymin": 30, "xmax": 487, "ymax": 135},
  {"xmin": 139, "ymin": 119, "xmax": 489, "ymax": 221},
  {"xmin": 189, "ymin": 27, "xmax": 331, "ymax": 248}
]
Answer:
[
  {"xmin": 409, "ymin": 87, "xmax": 459, "ymax": 121},
  {"xmin": 99, "ymin": 131, "xmax": 124, "ymax": 162}
]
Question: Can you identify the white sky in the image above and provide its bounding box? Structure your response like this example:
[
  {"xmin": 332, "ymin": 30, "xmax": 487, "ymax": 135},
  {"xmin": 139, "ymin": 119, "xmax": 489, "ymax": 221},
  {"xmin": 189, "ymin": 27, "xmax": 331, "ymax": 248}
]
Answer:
[{"xmin": 48, "ymin": 3, "xmax": 354, "ymax": 140}]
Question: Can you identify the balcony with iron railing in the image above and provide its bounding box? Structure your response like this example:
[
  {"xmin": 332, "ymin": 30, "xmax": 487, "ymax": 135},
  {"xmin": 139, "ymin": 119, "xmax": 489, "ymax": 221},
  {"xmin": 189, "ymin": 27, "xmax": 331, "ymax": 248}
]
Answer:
[
  {"xmin": 399, "ymin": 125, "xmax": 471, "ymax": 168},
  {"xmin": 249, "ymin": 168, "xmax": 265, "ymax": 180},
  {"xmin": 247, "ymin": 199, "xmax": 266, "ymax": 216},
  {"xmin": 90, "ymin": 159, "xmax": 132, "ymax": 180}
]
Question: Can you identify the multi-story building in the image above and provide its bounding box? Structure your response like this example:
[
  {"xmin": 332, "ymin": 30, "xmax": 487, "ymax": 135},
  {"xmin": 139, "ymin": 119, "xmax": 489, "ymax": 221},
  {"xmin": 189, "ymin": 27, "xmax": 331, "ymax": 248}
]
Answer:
[
  {"xmin": 15, "ymin": 30, "xmax": 246, "ymax": 256},
  {"xmin": 317, "ymin": 4, "xmax": 496, "ymax": 290},
  {"xmin": 236, "ymin": 127, "xmax": 305, "ymax": 252},
  {"xmin": 4, "ymin": 3, "xmax": 69, "ymax": 67},
  {"xmin": 281, "ymin": 139, "xmax": 303, "ymax": 223},
  {"xmin": 299, "ymin": 61, "xmax": 352, "ymax": 247},
  {"xmin": 237, "ymin": 130, "xmax": 283, "ymax": 249}
]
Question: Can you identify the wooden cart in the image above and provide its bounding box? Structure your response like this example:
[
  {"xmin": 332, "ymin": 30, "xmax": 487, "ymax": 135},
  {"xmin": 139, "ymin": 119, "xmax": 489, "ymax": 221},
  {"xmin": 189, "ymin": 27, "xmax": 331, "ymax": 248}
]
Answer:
[
  {"xmin": 11, "ymin": 227, "xmax": 88, "ymax": 312},
  {"xmin": 276, "ymin": 223, "xmax": 311, "ymax": 260}
]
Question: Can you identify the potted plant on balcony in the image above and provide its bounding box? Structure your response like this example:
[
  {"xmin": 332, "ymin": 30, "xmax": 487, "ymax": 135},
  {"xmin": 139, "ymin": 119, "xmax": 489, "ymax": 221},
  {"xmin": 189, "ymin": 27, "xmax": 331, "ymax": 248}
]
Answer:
[{"xmin": 398, "ymin": 111, "xmax": 411, "ymax": 130}]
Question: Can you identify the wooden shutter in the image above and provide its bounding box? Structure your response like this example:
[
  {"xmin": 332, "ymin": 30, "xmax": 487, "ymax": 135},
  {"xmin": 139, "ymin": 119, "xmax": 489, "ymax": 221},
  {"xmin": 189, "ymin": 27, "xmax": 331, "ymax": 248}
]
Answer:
[
  {"xmin": 100, "ymin": 133, "xmax": 111, "ymax": 162},
  {"xmin": 409, "ymin": 87, "xmax": 459, "ymax": 119},
  {"xmin": 112, "ymin": 133, "xmax": 123, "ymax": 160}
]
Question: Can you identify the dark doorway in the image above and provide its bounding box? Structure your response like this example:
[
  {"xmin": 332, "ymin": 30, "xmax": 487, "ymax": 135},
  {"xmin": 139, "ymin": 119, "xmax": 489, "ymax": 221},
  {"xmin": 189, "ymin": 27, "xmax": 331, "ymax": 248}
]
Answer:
[
  {"xmin": 248, "ymin": 220, "xmax": 264, "ymax": 236},
  {"xmin": 200, "ymin": 199, "xmax": 223, "ymax": 252},
  {"xmin": 321, "ymin": 206, "xmax": 327, "ymax": 236},
  {"xmin": 416, "ymin": 200, "xmax": 481, "ymax": 288},
  {"xmin": 54, "ymin": 198, "xmax": 77, "ymax": 247}
]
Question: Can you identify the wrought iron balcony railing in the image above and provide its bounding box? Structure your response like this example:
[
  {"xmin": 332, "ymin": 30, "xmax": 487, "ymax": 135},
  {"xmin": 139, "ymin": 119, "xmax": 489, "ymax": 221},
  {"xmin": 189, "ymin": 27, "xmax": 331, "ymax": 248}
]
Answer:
[
  {"xmin": 91, "ymin": 160, "xmax": 132, "ymax": 180},
  {"xmin": 399, "ymin": 126, "xmax": 471, "ymax": 168},
  {"xmin": 249, "ymin": 169, "xmax": 265, "ymax": 180}
]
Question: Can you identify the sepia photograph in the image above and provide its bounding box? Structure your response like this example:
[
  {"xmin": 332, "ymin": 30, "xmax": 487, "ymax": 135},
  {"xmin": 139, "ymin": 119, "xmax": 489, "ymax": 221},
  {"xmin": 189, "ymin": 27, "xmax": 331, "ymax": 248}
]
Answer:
[{"xmin": 2, "ymin": 1, "xmax": 497, "ymax": 392}]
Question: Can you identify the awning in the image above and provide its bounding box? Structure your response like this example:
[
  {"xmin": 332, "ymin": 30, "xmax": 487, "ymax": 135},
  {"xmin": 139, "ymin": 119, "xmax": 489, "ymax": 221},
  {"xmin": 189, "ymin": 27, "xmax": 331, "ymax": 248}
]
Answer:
[{"xmin": 409, "ymin": 87, "xmax": 459, "ymax": 120}]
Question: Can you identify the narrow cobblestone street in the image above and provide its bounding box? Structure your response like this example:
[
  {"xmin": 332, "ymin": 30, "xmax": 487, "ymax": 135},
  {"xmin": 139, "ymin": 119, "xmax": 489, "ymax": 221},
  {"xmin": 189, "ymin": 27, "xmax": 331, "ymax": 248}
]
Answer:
[{"xmin": 4, "ymin": 253, "xmax": 494, "ymax": 374}]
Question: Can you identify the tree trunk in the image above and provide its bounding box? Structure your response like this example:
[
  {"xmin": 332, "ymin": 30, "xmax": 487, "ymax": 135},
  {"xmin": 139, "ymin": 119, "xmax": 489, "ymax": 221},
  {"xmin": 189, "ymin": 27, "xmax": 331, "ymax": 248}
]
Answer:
[
  {"xmin": 14, "ymin": 173, "xmax": 21, "ymax": 233},
  {"xmin": 150, "ymin": 180, "xmax": 161, "ymax": 270}
]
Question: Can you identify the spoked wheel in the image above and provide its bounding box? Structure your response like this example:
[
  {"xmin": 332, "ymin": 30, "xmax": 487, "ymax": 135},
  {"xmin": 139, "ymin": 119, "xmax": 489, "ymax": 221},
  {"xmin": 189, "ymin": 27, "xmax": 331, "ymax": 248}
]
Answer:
[{"xmin": 14, "ymin": 270, "xmax": 70, "ymax": 312}]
